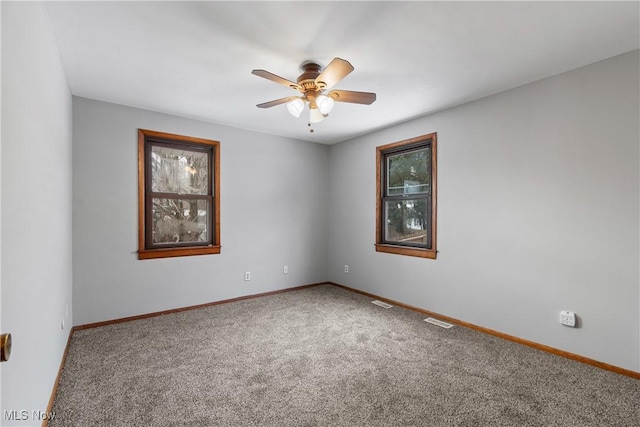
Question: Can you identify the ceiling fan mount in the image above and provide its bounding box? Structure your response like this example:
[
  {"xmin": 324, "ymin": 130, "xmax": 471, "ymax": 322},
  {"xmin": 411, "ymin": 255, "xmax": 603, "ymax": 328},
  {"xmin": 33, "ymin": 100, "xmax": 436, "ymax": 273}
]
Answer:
[
  {"xmin": 252, "ymin": 57, "xmax": 376, "ymax": 127},
  {"xmin": 297, "ymin": 61, "xmax": 323, "ymax": 86}
]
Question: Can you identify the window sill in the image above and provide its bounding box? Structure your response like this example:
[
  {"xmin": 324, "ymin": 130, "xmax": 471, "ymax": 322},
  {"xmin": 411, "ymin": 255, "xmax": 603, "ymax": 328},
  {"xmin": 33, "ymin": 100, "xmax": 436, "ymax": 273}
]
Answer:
[
  {"xmin": 375, "ymin": 244, "xmax": 436, "ymax": 259},
  {"xmin": 138, "ymin": 245, "xmax": 221, "ymax": 260}
]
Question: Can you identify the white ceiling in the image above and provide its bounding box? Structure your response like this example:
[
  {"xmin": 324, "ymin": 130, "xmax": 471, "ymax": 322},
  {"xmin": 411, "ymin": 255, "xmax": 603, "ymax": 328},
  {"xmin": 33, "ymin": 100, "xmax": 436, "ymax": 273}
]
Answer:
[{"xmin": 45, "ymin": 1, "xmax": 639, "ymax": 145}]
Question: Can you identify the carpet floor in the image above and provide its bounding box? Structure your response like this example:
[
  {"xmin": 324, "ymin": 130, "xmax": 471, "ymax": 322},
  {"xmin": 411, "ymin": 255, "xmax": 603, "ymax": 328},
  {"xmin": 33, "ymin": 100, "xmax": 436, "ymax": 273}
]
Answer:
[{"xmin": 50, "ymin": 284, "xmax": 639, "ymax": 426}]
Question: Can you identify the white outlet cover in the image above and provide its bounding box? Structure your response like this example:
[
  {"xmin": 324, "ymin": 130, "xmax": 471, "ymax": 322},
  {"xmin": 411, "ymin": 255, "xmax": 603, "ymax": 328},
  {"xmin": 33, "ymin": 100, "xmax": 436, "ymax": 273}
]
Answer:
[{"xmin": 560, "ymin": 310, "xmax": 576, "ymax": 327}]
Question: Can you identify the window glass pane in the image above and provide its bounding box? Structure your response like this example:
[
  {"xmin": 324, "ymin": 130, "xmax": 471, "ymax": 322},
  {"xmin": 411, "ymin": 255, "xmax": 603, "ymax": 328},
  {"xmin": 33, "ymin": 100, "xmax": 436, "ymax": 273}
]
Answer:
[
  {"xmin": 151, "ymin": 145, "xmax": 209, "ymax": 195},
  {"xmin": 152, "ymin": 198, "xmax": 209, "ymax": 245},
  {"xmin": 384, "ymin": 199, "xmax": 428, "ymax": 245},
  {"xmin": 386, "ymin": 147, "xmax": 430, "ymax": 196}
]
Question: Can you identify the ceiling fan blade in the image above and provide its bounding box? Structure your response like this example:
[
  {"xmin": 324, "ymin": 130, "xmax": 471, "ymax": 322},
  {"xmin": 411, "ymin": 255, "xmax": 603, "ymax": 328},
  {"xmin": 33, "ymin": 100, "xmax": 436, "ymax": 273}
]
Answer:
[
  {"xmin": 256, "ymin": 96, "xmax": 298, "ymax": 109},
  {"xmin": 315, "ymin": 58, "xmax": 354, "ymax": 90},
  {"xmin": 252, "ymin": 69, "xmax": 301, "ymax": 91},
  {"xmin": 328, "ymin": 90, "xmax": 376, "ymax": 105}
]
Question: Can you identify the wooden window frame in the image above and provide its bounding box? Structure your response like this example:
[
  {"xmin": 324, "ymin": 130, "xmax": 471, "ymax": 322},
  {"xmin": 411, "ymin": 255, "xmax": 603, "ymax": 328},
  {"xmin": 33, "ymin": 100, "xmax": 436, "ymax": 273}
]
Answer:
[
  {"xmin": 376, "ymin": 133, "xmax": 437, "ymax": 259},
  {"xmin": 138, "ymin": 129, "xmax": 221, "ymax": 260}
]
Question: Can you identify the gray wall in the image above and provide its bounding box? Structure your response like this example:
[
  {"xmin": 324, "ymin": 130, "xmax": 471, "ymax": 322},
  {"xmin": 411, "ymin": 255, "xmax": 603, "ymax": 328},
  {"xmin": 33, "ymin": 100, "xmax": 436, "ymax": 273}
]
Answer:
[
  {"xmin": 72, "ymin": 98, "xmax": 329, "ymax": 326},
  {"xmin": 1, "ymin": 1, "xmax": 73, "ymax": 424},
  {"xmin": 327, "ymin": 51, "xmax": 640, "ymax": 372}
]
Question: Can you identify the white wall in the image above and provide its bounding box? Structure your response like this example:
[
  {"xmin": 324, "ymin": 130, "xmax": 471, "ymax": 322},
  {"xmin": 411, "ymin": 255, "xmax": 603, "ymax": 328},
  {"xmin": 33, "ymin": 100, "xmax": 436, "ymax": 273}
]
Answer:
[
  {"xmin": 1, "ymin": 2, "xmax": 73, "ymax": 425},
  {"xmin": 72, "ymin": 98, "xmax": 329, "ymax": 325},
  {"xmin": 328, "ymin": 51, "xmax": 640, "ymax": 372}
]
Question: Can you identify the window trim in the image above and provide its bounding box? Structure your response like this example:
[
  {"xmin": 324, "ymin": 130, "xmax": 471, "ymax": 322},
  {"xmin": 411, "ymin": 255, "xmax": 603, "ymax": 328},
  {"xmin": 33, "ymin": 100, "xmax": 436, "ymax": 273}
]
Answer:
[
  {"xmin": 375, "ymin": 133, "xmax": 437, "ymax": 259},
  {"xmin": 138, "ymin": 129, "xmax": 221, "ymax": 260}
]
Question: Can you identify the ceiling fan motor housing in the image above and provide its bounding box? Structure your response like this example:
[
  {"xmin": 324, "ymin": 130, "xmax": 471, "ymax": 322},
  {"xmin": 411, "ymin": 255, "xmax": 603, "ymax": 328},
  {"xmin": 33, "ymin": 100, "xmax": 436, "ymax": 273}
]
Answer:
[{"xmin": 297, "ymin": 62, "xmax": 326, "ymax": 95}]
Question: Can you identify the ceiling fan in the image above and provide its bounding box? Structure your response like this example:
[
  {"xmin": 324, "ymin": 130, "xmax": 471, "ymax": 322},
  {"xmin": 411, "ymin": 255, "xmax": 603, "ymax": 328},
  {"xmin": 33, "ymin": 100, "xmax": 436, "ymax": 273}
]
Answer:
[{"xmin": 252, "ymin": 58, "xmax": 376, "ymax": 128}]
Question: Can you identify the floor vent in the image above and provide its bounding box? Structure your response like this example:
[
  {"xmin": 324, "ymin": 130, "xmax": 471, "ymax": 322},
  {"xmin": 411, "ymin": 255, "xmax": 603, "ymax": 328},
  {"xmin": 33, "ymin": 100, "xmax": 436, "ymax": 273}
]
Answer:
[
  {"xmin": 371, "ymin": 300, "xmax": 393, "ymax": 309},
  {"xmin": 424, "ymin": 317, "xmax": 454, "ymax": 328}
]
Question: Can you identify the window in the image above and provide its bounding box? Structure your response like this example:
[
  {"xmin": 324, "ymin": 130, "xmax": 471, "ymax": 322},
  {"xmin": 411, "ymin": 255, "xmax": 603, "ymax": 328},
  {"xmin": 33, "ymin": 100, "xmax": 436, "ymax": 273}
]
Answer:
[
  {"xmin": 138, "ymin": 129, "xmax": 220, "ymax": 259},
  {"xmin": 376, "ymin": 133, "xmax": 437, "ymax": 259}
]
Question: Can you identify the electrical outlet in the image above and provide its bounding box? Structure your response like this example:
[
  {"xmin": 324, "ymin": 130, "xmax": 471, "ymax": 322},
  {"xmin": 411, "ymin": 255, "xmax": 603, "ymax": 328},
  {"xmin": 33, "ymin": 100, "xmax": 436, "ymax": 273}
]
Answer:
[
  {"xmin": 560, "ymin": 310, "xmax": 576, "ymax": 327},
  {"xmin": 344, "ymin": 265, "xmax": 349, "ymax": 273},
  {"xmin": 244, "ymin": 272, "xmax": 251, "ymax": 281},
  {"xmin": 283, "ymin": 266, "xmax": 288, "ymax": 274}
]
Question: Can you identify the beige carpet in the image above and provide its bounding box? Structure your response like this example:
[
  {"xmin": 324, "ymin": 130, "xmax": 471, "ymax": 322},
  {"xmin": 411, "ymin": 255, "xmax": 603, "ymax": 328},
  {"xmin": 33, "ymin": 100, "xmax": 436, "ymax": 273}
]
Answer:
[{"xmin": 50, "ymin": 284, "xmax": 639, "ymax": 426}]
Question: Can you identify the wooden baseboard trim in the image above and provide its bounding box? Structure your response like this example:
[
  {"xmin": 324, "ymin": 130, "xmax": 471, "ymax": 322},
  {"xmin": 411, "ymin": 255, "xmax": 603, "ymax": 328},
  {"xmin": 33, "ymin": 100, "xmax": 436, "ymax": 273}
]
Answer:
[
  {"xmin": 74, "ymin": 282, "xmax": 326, "ymax": 331},
  {"xmin": 42, "ymin": 329, "xmax": 74, "ymax": 427},
  {"xmin": 328, "ymin": 282, "xmax": 640, "ymax": 380},
  {"xmin": 47, "ymin": 279, "xmax": 637, "ymax": 420}
]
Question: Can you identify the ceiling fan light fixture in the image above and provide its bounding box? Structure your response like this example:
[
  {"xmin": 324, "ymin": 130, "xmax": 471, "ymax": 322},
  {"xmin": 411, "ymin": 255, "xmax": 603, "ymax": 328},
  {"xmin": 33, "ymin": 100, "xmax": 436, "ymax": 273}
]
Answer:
[
  {"xmin": 316, "ymin": 94, "xmax": 335, "ymax": 115},
  {"xmin": 309, "ymin": 107, "xmax": 325, "ymax": 123},
  {"xmin": 253, "ymin": 57, "xmax": 376, "ymax": 130},
  {"xmin": 286, "ymin": 98, "xmax": 305, "ymax": 118}
]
